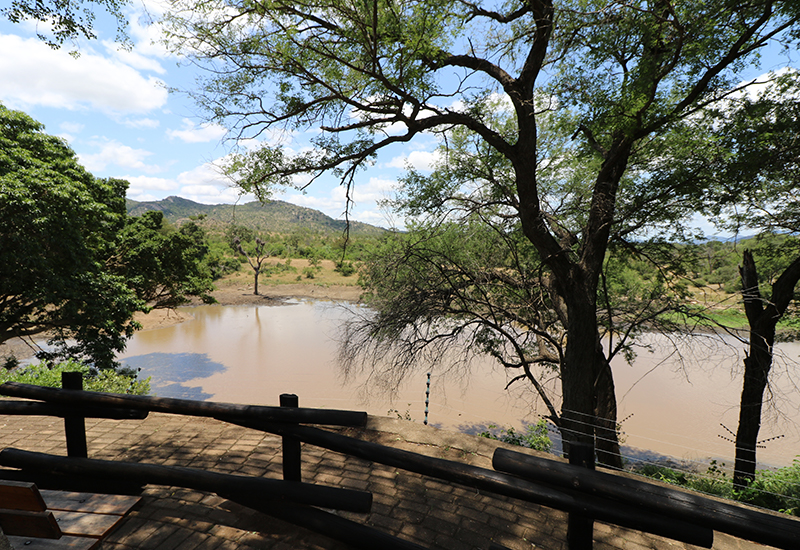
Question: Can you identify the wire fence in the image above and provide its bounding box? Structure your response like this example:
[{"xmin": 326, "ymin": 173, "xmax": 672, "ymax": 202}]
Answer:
[{"xmin": 302, "ymin": 384, "xmax": 800, "ymax": 515}]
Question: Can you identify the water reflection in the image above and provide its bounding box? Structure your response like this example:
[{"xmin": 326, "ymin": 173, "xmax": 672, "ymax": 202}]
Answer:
[
  {"xmin": 122, "ymin": 352, "xmax": 225, "ymax": 400},
  {"xmin": 117, "ymin": 301, "xmax": 800, "ymax": 468}
]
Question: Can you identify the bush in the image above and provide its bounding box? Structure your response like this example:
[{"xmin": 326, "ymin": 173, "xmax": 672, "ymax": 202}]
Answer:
[
  {"xmin": 334, "ymin": 261, "xmax": 357, "ymax": 277},
  {"xmin": 479, "ymin": 419, "xmax": 552, "ymax": 453},
  {"xmin": 636, "ymin": 458, "xmax": 800, "ymax": 516},
  {"xmin": 0, "ymin": 360, "xmax": 151, "ymax": 395}
]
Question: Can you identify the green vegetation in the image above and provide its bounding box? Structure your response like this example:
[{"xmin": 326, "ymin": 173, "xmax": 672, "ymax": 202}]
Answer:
[
  {"xmin": 0, "ymin": 105, "xmax": 215, "ymax": 368},
  {"xmin": 126, "ymin": 197, "xmax": 386, "ymax": 238},
  {"xmin": 0, "ymin": 360, "xmax": 150, "ymax": 396},
  {"xmin": 2, "ymin": 0, "xmax": 130, "ymax": 49},
  {"xmin": 637, "ymin": 459, "xmax": 800, "ymax": 516},
  {"xmin": 162, "ymin": 0, "xmax": 798, "ymax": 465},
  {"xmin": 479, "ymin": 420, "xmax": 553, "ymax": 453}
]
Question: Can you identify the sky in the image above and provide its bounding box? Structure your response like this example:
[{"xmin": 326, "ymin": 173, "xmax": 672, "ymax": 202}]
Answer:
[
  {"xmin": 0, "ymin": 2, "xmax": 796, "ymax": 233},
  {"xmin": 0, "ymin": 0, "xmax": 440, "ymax": 229}
]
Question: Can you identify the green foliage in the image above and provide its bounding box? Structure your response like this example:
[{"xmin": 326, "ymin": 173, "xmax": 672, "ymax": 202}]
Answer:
[
  {"xmin": 112, "ymin": 212, "xmax": 215, "ymax": 308},
  {"xmin": 334, "ymin": 261, "xmax": 357, "ymax": 277},
  {"xmin": 0, "ymin": 104, "xmax": 142, "ymax": 369},
  {"xmin": 2, "ymin": 0, "xmax": 131, "ymax": 49},
  {"xmin": 635, "ymin": 464, "xmax": 689, "ymax": 486},
  {"xmin": 479, "ymin": 420, "xmax": 553, "ymax": 453},
  {"xmin": 162, "ymin": 0, "xmax": 800, "ymax": 458},
  {"xmin": 0, "ymin": 105, "xmax": 218, "ymax": 368},
  {"xmin": 0, "ymin": 360, "xmax": 150, "ymax": 395},
  {"xmin": 636, "ymin": 459, "xmax": 800, "ymax": 516}
]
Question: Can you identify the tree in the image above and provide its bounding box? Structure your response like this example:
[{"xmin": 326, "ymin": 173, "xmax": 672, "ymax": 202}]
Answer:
[
  {"xmin": 685, "ymin": 82, "xmax": 800, "ymax": 488},
  {"xmin": 233, "ymin": 234, "xmax": 272, "ymax": 295},
  {"xmin": 0, "ymin": 104, "xmax": 141, "ymax": 368},
  {"xmin": 0, "ymin": 104, "xmax": 214, "ymax": 368},
  {"xmin": 2, "ymin": 0, "xmax": 131, "ymax": 49},
  {"xmin": 110, "ymin": 210, "xmax": 216, "ymax": 309},
  {"xmin": 163, "ymin": 0, "xmax": 800, "ymax": 458}
]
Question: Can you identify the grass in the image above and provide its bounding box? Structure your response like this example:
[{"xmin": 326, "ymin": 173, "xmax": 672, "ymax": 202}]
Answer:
[
  {"xmin": 635, "ymin": 459, "xmax": 800, "ymax": 516},
  {"xmin": 220, "ymin": 258, "xmax": 361, "ymax": 288}
]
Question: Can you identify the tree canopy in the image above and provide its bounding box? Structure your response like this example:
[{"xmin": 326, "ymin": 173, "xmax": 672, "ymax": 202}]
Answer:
[
  {"xmin": 0, "ymin": 104, "xmax": 213, "ymax": 368},
  {"xmin": 162, "ymin": 0, "xmax": 800, "ymax": 460},
  {"xmin": 2, "ymin": 0, "xmax": 130, "ymax": 48}
]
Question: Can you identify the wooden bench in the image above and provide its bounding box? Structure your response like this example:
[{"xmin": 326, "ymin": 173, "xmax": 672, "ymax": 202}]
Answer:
[{"xmin": 0, "ymin": 481, "xmax": 140, "ymax": 549}]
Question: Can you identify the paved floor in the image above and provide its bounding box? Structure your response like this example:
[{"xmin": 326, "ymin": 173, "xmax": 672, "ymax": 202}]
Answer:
[{"xmin": 0, "ymin": 408, "xmax": 777, "ymax": 550}]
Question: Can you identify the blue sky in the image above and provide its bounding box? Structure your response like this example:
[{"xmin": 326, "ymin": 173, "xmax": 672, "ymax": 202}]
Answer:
[
  {"xmin": 0, "ymin": 2, "xmax": 795, "ymax": 233},
  {"xmin": 0, "ymin": 1, "xmax": 440, "ymax": 228}
]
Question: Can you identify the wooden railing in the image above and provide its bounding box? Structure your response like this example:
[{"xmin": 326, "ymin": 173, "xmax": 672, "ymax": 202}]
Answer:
[{"xmin": 0, "ymin": 374, "xmax": 798, "ymax": 550}]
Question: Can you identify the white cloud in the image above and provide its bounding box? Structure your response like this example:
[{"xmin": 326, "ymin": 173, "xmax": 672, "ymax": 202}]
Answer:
[
  {"xmin": 103, "ymin": 39, "xmax": 166, "ymax": 74},
  {"xmin": 173, "ymin": 160, "xmax": 255, "ymax": 204},
  {"xmin": 79, "ymin": 139, "xmax": 163, "ymax": 174},
  {"xmin": 387, "ymin": 149, "xmax": 440, "ymax": 171},
  {"xmin": 60, "ymin": 121, "xmax": 85, "ymax": 134},
  {"xmin": 276, "ymin": 176, "xmax": 398, "ymax": 221},
  {"xmin": 125, "ymin": 1, "xmax": 175, "ymax": 59},
  {"xmin": 176, "ymin": 161, "xmax": 228, "ymax": 186},
  {"xmin": 122, "ymin": 117, "xmax": 161, "ymax": 129},
  {"xmin": 0, "ymin": 34, "xmax": 167, "ymax": 113},
  {"xmin": 180, "ymin": 184, "xmax": 255, "ymax": 204},
  {"xmin": 124, "ymin": 175, "xmax": 178, "ymax": 191},
  {"xmin": 167, "ymin": 119, "xmax": 228, "ymax": 143}
]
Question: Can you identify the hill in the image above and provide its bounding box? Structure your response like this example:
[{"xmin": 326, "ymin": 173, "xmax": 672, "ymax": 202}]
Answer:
[{"xmin": 125, "ymin": 196, "xmax": 387, "ymax": 237}]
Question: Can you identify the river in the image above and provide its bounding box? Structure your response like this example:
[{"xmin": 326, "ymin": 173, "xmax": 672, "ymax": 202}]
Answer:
[{"xmin": 118, "ymin": 300, "xmax": 800, "ymax": 469}]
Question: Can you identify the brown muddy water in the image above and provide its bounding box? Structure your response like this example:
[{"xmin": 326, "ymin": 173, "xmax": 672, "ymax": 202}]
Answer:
[{"xmin": 118, "ymin": 300, "xmax": 800, "ymax": 469}]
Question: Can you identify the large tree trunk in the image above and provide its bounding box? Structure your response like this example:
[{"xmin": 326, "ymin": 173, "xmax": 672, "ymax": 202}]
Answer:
[
  {"xmin": 594, "ymin": 352, "xmax": 623, "ymax": 469},
  {"xmin": 733, "ymin": 338, "xmax": 772, "ymax": 488},
  {"xmin": 733, "ymin": 250, "xmax": 800, "ymax": 488}
]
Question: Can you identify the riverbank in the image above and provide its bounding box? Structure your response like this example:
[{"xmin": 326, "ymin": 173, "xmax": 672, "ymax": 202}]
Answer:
[
  {"xmin": 133, "ymin": 274, "xmax": 362, "ymax": 331},
  {"xmin": 0, "ymin": 273, "xmax": 362, "ymax": 361}
]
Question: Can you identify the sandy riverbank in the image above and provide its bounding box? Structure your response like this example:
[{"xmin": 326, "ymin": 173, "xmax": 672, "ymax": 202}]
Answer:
[{"xmin": 134, "ymin": 281, "xmax": 362, "ymax": 331}]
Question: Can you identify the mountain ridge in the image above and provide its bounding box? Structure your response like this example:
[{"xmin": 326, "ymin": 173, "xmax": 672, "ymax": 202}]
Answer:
[{"xmin": 125, "ymin": 196, "xmax": 387, "ymax": 236}]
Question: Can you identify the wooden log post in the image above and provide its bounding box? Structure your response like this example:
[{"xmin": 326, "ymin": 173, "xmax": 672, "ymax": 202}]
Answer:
[
  {"xmin": 492, "ymin": 447, "xmax": 800, "ymax": 550},
  {"xmin": 566, "ymin": 442, "xmax": 595, "ymax": 550},
  {"xmin": 0, "ymin": 382, "xmax": 367, "ymax": 427},
  {"xmin": 280, "ymin": 394, "xmax": 301, "ymax": 482},
  {"xmin": 61, "ymin": 372, "xmax": 87, "ymax": 458},
  {"xmin": 0, "ymin": 448, "xmax": 372, "ymax": 513}
]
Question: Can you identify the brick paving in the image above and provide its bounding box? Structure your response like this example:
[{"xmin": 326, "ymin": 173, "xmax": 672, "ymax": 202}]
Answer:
[{"xmin": 0, "ymin": 410, "xmax": 774, "ymax": 549}]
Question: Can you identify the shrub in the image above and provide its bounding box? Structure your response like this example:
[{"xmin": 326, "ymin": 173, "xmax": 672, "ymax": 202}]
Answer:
[
  {"xmin": 0, "ymin": 360, "xmax": 151, "ymax": 395},
  {"xmin": 479, "ymin": 419, "xmax": 552, "ymax": 453},
  {"xmin": 636, "ymin": 458, "xmax": 800, "ymax": 516},
  {"xmin": 334, "ymin": 261, "xmax": 357, "ymax": 276}
]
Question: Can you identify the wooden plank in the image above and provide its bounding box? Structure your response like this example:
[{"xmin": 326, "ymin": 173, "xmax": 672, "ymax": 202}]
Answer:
[
  {"xmin": 52, "ymin": 511, "xmax": 125, "ymax": 539},
  {"xmin": 0, "ymin": 509, "xmax": 61, "ymax": 538},
  {"xmin": 0, "ymin": 480, "xmax": 47, "ymax": 511},
  {"xmin": 40, "ymin": 490, "xmax": 141, "ymax": 515},
  {"xmin": 7, "ymin": 535, "xmax": 99, "ymax": 550}
]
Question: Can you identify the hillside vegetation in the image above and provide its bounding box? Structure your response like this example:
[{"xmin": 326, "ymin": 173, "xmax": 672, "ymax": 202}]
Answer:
[{"xmin": 126, "ymin": 196, "xmax": 387, "ymax": 237}]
